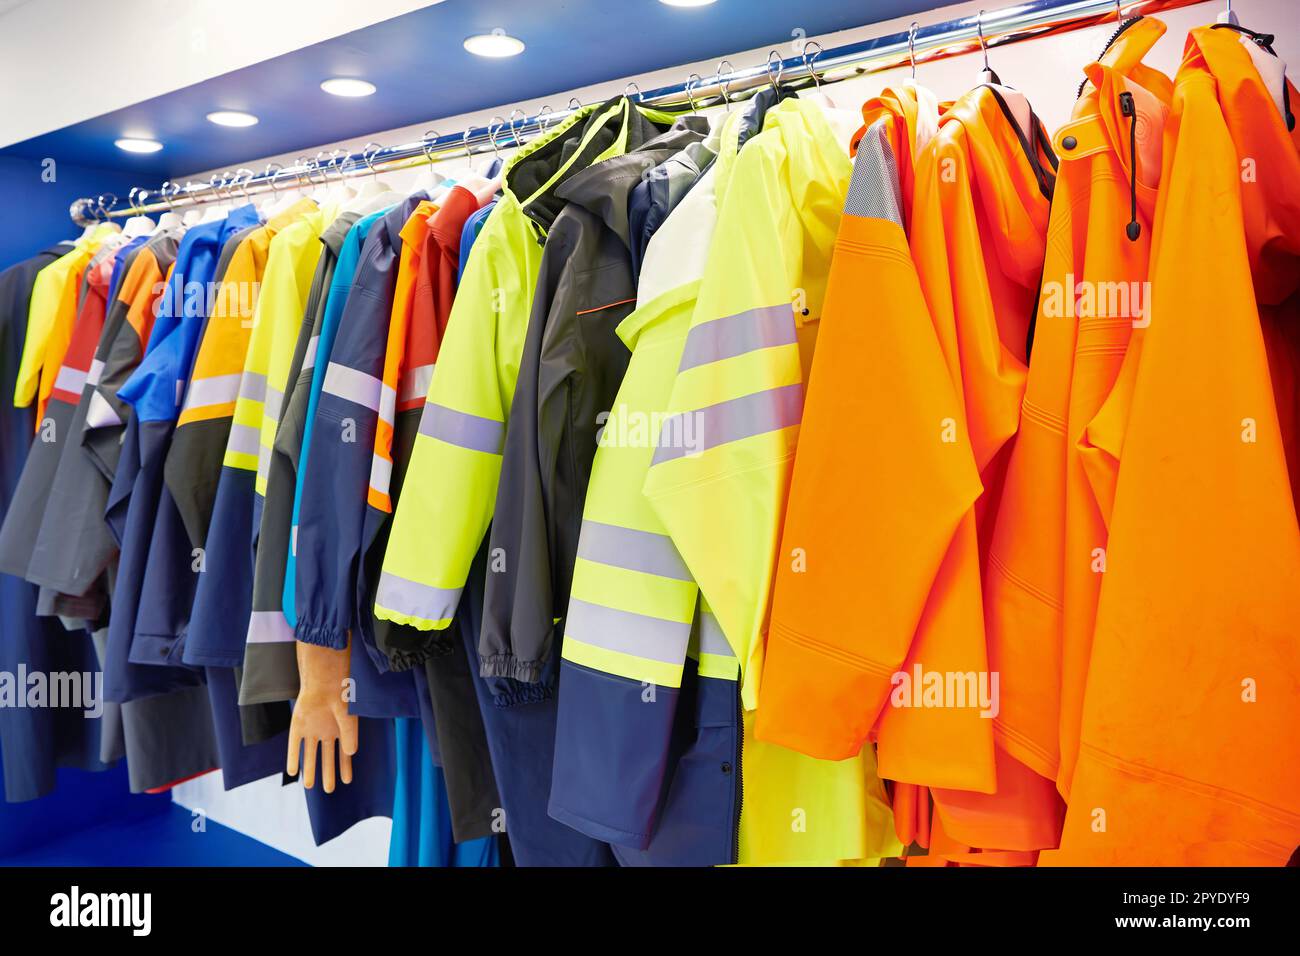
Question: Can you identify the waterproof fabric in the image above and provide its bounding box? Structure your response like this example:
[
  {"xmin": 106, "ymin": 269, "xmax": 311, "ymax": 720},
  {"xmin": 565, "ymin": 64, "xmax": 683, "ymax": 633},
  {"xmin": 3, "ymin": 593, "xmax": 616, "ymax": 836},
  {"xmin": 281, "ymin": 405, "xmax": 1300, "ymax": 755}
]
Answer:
[
  {"xmin": 757, "ymin": 80, "xmax": 1063, "ymax": 858},
  {"xmin": 481, "ymin": 116, "xmax": 709, "ymax": 684},
  {"xmin": 0, "ymin": 244, "xmax": 113, "ymax": 802},
  {"xmin": 375, "ymin": 96, "xmax": 676, "ymax": 640},
  {"xmin": 1042, "ymin": 22, "xmax": 1300, "ymax": 866},
  {"xmin": 553, "ymin": 98, "xmax": 900, "ymax": 865},
  {"xmin": 982, "ymin": 17, "xmax": 1173, "ymax": 810}
]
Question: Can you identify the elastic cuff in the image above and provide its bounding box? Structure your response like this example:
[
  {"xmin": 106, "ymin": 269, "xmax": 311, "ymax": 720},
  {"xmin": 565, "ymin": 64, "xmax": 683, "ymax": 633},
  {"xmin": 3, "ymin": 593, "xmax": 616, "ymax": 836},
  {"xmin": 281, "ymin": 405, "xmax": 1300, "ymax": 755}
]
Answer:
[
  {"xmin": 490, "ymin": 681, "xmax": 554, "ymax": 708},
  {"xmin": 294, "ymin": 623, "xmax": 349, "ymax": 650},
  {"xmin": 479, "ymin": 654, "xmax": 543, "ymax": 683}
]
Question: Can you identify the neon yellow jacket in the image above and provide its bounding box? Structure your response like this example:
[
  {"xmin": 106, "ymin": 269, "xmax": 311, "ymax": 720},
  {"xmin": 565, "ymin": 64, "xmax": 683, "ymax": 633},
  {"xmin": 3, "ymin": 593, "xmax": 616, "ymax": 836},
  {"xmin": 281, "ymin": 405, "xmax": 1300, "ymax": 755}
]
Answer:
[{"xmin": 376, "ymin": 97, "xmax": 674, "ymax": 631}]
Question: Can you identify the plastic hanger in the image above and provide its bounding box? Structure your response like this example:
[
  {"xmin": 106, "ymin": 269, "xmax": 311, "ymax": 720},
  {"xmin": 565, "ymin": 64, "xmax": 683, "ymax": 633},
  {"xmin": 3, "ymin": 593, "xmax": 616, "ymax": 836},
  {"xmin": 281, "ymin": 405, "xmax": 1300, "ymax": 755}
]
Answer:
[
  {"xmin": 120, "ymin": 188, "xmax": 155, "ymax": 238},
  {"xmin": 1218, "ymin": 0, "xmax": 1240, "ymax": 26}
]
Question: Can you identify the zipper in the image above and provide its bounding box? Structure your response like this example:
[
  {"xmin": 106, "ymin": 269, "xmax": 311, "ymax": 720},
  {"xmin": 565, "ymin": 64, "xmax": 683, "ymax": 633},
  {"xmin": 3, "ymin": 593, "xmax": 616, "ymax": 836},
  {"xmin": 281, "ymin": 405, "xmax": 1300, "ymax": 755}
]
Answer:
[
  {"xmin": 1119, "ymin": 91, "xmax": 1141, "ymax": 241},
  {"xmin": 731, "ymin": 684, "xmax": 744, "ymax": 865},
  {"xmin": 1077, "ymin": 15, "xmax": 1144, "ymax": 99}
]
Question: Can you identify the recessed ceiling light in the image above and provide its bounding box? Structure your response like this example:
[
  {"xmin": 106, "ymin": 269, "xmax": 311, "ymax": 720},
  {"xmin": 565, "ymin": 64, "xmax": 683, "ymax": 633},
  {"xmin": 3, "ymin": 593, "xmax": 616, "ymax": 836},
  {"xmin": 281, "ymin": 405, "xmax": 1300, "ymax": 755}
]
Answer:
[
  {"xmin": 463, "ymin": 29, "xmax": 525, "ymax": 58},
  {"xmin": 320, "ymin": 77, "xmax": 377, "ymax": 97},
  {"xmin": 115, "ymin": 138, "xmax": 163, "ymax": 153},
  {"xmin": 206, "ymin": 110, "xmax": 259, "ymax": 127},
  {"xmin": 659, "ymin": 0, "xmax": 718, "ymax": 6}
]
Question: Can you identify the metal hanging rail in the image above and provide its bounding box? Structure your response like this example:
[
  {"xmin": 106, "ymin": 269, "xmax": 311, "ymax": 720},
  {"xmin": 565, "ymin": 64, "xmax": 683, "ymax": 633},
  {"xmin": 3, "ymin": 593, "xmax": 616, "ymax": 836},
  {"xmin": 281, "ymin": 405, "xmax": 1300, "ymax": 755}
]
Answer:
[{"xmin": 71, "ymin": 0, "xmax": 1205, "ymax": 223}]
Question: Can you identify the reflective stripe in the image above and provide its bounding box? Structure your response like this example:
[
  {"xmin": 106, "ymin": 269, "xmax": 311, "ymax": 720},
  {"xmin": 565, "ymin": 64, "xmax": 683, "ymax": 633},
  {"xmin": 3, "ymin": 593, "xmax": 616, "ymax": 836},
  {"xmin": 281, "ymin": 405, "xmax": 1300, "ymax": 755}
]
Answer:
[
  {"xmin": 238, "ymin": 370, "xmax": 268, "ymax": 404},
  {"xmin": 651, "ymin": 383, "xmax": 802, "ymax": 465},
  {"xmin": 677, "ymin": 303, "xmax": 797, "ymax": 372},
  {"xmin": 565, "ymin": 598, "xmax": 691, "ymax": 666},
  {"xmin": 85, "ymin": 390, "xmax": 121, "ymax": 428},
  {"xmin": 375, "ymin": 571, "xmax": 461, "ymax": 623},
  {"xmin": 576, "ymin": 520, "xmax": 692, "ymax": 581},
  {"xmin": 303, "ymin": 335, "xmax": 320, "ymax": 372},
  {"xmin": 86, "ymin": 358, "xmax": 105, "ymax": 387},
  {"xmin": 183, "ymin": 372, "xmax": 242, "ymax": 410},
  {"xmin": 246, "ymin": 610, "xmax": 295, "ymax": 644},
  {"xmin": 226, "ymin": 423, "xmax": 261, "ymax": 457},
  {"xmin": 418, "ymin": 402, "xmax": 505, "ymax": 454},
  {"xmin": 256, "ymin": 447, "xmax": 272, "ymax": 486},
  {"xmin": 54, "ymin": 365, "xmax": 87, "ymax": 396},
  {"xmin": 378, "ymin": 383, "xmax": 397, "ymax": 427},
  {"xmin": 369, "ymin": 453, "xmax": 392, "ymax": 496},
  {"xmin": 323, "ymin": 362, "xmax": 383, "ymax": 412},
  {"xmin": 265, "ymin": 384, "xmax": 285, "ymax": 423},
  {"xmin": 398, "ymin": 363, "xmax": 435, "ymax": 404},
  {"xmin": 699, "ymin": 610, "xmax": 735, "ymax": 659}
]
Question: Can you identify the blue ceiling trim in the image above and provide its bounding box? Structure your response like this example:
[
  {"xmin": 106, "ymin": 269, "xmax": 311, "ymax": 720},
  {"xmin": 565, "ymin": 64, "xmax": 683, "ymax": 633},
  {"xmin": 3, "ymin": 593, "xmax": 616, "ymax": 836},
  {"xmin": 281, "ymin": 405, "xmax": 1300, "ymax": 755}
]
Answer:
[{"xmin": 0, "ymin": 0, "xmax": 941, "ymax": 181}]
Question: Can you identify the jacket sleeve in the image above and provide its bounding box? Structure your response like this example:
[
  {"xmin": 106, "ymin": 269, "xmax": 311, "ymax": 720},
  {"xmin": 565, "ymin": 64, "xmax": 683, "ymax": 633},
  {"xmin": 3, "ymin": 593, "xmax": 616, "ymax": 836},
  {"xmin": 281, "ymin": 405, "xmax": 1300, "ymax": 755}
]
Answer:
[
  {"xmin": 294, "ymin": 241, "xmax": 398, "ymax": 650},
  {"xmin": 375, "ymin": 204, "xmax": 534, "ymax": 634},
  {"xmin": 479, "ymin": 217, "xmax": 579, "ymax": 683}
]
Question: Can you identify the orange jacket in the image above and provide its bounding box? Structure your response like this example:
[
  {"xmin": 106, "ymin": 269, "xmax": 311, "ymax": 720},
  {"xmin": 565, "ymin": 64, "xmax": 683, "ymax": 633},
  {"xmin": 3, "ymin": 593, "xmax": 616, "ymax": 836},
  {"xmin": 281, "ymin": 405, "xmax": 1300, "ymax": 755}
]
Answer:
[
  {"xmin": 983, "ymin": 17, "xmax": 1173, "ymax": 807},
  {"xmin": 757, "ymin": 80, "xmax": 1063, "ymax": 856},
  {"xmin": 1043, "ymin": 22, "xmax": 1300, "ymax": 866}
]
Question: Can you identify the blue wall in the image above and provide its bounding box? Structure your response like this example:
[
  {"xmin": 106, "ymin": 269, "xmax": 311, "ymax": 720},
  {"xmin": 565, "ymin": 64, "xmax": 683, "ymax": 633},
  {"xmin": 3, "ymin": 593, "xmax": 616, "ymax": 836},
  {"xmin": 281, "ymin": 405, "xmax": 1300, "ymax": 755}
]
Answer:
[{"xmin": 0, "ymin": 156, "xmax": 141, "ymax": 269}]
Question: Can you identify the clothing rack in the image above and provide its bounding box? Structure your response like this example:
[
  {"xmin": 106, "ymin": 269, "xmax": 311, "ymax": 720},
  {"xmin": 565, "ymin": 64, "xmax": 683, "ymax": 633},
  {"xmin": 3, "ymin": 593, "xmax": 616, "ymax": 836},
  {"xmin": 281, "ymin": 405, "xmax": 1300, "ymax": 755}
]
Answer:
[{"xmin": 70, "ymin": 0, "xmax": 1204, "ymax": 223}]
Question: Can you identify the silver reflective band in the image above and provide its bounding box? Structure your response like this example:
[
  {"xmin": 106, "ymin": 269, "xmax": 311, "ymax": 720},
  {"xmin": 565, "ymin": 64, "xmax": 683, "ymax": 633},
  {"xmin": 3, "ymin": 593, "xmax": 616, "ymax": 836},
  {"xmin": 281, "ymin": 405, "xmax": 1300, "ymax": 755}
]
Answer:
[
  {"xmin": 378, "ymin": 382, "xmax": 397, "ymax": 427},
  {"xmin": 303, "ymin": 335, "xmax": 320, "ymax": 372},
  {"xmin": 246, "ymin": 610, "xmax": 296, "ymax": 644},
  {"xmin": 182, "ymin": 372, "xmax": 241, "ymax": 410},
  {"xmin": 226, "ymin": 422, "xmax": 261, "ymax": 458},
  {"xmin": 565, "ymin": 598, "xmax": 691, "ymax": 666},
  {"xmin": 375, "ymin": 571, "xmax": 462, "ymax": 622},
  {"xmin": 576, "ymin": 520, "xmax": 692, "ymax": 581},
  {"xmin": 86, "ymin": 358, "xmax": 106, "ymax": 387},
  {"xmin": 264, "ymin": 384, "xmax": 285, "ymax": 424},
  {"xmin": 323, "ymin": 362, "xmax": 383, "ymax": 412},
  {"xmin": 85, "ymin": 390, "xmax": 122, "ymax": 428},
  {"xmin": 398, "ymin": 363, "xmax": 435, "ymax": 404},
  {"xmin": 651, "ymin": 382, "xmax": 803, "ymax": 465},
  {"xmin": 369, "ymin": 453, "xmax": 392, "ymax": 496},
  {"xmin": 238, "ymin": 370, "xmax": 268, "ymax": 405},
  {"xmin": 54, "ymin": 365, "xmax": 87, "ymax": 396},
  {"xmin": 677, "ymin": 303, "xmax": 797, "ymax": 373},
  {"xmin": 699, "ymin": 610, "xmax": 735, "ymax": 659},
  {"xmin": 418, "ymin": 402, "xmax": 505, "ymax": 454}
]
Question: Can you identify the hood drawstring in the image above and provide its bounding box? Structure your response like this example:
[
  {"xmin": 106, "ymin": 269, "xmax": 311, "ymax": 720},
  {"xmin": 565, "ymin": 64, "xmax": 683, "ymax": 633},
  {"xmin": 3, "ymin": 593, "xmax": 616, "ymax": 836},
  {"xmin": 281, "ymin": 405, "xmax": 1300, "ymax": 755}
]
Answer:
[{"xmin": 1119, "ymin": 91, "xmax": 1141, "ymax": 242}]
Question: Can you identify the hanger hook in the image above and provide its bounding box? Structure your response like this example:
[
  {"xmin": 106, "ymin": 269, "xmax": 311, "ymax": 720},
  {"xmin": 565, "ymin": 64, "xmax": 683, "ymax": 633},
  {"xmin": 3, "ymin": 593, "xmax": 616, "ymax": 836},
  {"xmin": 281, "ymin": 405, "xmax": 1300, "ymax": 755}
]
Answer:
[
  {"xmin": 908, "ymin": 22, "xmax": 919, "ymax": 80},
  {"xmin": 159, "ymin": 181, "xmax": 176, "ymax": 211},
  {"xmin": 423, "ymin": 130, "xmax": 439, "ymax": 163},
  {"xmin": 766, "ymin": 50, "xmax": 784, "ymax": 92},
  {"xmin": 508, "ymin": 108, "xmax": 527, "ymax": 146},
  {"xmin": 462, "ymin": 129, "xmax": 472, "ymax": 161},
  {"xmin": 567, "ymin": 96, "xmax": 582, "ymax": 112},
  {"xmin": 128, "ymin": 186, "xmax": 142, "ymax": 216},
  {"xmin": 801, "ymin": 41, "xmax": 823, "ymax": 90},
  {"xmin": 685, "ymin": 73, "xmax": 702, "ymax": 113},
  {"xmin": 97, "ymin": 193, "xmax": 117, "ymax": 220},
  {"xmin": 487, "ymin": 117, "xmax": 506, "ymax": 158},
  {"xmin": 977, "ymin": 9, "xmax": 990, "ymax": 72},
  {"xmin": 716, "ymin": 59, "xmax": 735, "ymax": 111},
  {"xmin": 362, "ymin": 143, "xmax": 383, "ymax": 181},
  {"xmin": 327, "ymin": 149, "xmax": 345, "ymax": 180},
  {"xmin": 263, "ymin": 163, "xmax": 282, "ymax": 195},
  {"xmin": 624, "ymin": 81, "xmax": 642, "ymax": 103},
  {"xmin": 536, "ymin": 105, "xmax": 554, "ymax": 136}
]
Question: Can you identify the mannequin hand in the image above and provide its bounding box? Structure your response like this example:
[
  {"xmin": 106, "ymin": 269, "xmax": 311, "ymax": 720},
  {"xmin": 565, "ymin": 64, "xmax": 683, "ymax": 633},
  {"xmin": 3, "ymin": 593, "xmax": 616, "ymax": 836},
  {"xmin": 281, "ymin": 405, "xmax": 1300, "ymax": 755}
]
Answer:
[{"xmin": 287, "ymin": 639, "xmax": 359, "ymax": 793}]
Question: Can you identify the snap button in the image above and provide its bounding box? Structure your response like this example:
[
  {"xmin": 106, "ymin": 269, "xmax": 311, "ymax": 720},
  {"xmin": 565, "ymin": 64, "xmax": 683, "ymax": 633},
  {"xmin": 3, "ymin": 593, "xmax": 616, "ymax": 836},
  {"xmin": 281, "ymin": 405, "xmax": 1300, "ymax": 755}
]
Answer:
[{"xmin": 1062, "ymin": 135, "xmax": 1078, "ymax": 150}]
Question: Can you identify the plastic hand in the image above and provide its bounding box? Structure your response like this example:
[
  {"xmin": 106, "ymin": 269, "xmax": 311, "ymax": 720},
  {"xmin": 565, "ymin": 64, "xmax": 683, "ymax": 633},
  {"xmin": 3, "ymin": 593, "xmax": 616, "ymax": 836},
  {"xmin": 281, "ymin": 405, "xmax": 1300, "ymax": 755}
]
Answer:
[{"xmin": 287, "ymin": 639, "xmax": 359, "ymax": 793}]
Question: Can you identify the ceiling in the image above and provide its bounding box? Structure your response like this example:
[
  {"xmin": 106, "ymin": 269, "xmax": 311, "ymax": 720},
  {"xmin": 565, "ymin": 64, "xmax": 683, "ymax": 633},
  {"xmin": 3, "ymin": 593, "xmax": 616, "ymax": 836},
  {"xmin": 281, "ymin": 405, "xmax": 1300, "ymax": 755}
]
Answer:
[{"xmin": 0, "ymin": 0, "xmax": 946, "ymax": 179}]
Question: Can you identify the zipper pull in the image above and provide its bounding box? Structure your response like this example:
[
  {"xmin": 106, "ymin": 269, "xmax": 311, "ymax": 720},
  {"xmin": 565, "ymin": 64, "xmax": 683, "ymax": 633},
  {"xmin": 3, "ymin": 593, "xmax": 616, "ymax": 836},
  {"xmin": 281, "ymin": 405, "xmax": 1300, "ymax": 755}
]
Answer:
[{"xmin": 1119, "ymin": 91, "xmax": 1141, "ymax": 242}]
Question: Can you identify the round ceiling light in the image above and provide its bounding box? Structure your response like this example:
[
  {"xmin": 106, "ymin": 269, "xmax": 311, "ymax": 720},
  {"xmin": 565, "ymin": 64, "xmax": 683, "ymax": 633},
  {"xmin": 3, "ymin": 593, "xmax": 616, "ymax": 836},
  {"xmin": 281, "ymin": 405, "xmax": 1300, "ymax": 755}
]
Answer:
[
  {"xmin": 320, "ymin": 77, "xmax": 377, "ymax": 97},
  {"xmin": 463, "ymin": 29, "xmax": 525, "ymax": 58},
  {"xmin": 114, "ymin": 138, "xmax": 163, "ymax": 153},
  {"xmin": 206, "ymin": 110, "xmax": 259, "ymax": 127}
]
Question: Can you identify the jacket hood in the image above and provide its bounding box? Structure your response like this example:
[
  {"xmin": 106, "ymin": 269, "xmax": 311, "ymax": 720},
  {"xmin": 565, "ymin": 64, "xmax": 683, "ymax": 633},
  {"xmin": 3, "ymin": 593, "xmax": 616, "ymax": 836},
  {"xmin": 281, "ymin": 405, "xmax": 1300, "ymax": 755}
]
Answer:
[
  {"xmin": 505, "ymin": 95, "xmax": 678, "ymax": 235},
  {"xmin": 555, "ymin": 115, "xmax": 709, "ymax": 246}
]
